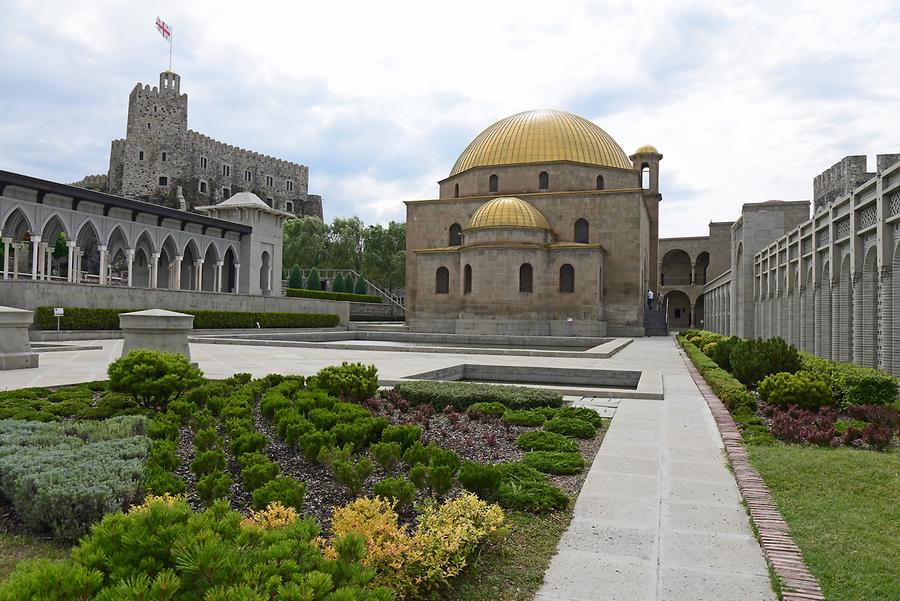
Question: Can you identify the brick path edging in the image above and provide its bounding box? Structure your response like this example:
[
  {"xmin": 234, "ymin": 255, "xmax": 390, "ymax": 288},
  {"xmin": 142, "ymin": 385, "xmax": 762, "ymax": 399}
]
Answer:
[{"xmin": 681, "ymin": 353, "xmax": 826, "ymax": 601}]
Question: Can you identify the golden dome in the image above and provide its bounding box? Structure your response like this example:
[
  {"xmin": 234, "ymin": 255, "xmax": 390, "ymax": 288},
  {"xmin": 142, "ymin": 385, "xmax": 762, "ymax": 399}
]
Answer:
[
  {"xmin": 450, "ymin": 109, "xmax": 631, "ymax": 176},
  {"xmin": 468, "ymin": 197, "xmax": 551, "ymax": 230},
  {"xmin": 634, "ymin": 144, "xmax": 659, "ymax": 155}
]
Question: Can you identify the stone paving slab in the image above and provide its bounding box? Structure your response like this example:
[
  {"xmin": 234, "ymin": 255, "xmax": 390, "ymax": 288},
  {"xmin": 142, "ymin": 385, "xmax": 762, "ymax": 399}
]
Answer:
[{"xmin": 536, "ymin": 338, "xmax": 775, "ymax": 601}]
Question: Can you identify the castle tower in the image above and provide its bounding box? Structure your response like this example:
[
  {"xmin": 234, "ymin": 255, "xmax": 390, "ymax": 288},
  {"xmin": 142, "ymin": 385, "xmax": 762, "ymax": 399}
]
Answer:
[
  {"xmin": 631, "ymin": 145, "xmax": 663, "ymax": 293},
  {"xmin": 108, "ymin": 71, "xmax": 189, "ymax": 200}
]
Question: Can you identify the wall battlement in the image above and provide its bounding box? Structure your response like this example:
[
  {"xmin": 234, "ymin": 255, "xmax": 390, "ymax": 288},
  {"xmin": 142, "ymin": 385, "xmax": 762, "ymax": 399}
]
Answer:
[{"xmin": 184, "ymin": 130, "xmax": 307, "ymax": 171}]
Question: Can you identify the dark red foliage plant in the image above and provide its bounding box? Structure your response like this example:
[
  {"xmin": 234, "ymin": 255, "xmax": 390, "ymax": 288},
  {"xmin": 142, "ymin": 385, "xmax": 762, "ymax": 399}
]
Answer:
[{"xmin": 862, "ymin": 424, "xmax": 894, "ymax": 451}]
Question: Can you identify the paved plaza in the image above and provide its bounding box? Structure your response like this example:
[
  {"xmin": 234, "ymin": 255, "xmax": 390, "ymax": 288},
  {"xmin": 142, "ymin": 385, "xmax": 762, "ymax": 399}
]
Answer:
[{"xmin": 0, "ymin": 336, "xmax": 773, "ymax": 600}]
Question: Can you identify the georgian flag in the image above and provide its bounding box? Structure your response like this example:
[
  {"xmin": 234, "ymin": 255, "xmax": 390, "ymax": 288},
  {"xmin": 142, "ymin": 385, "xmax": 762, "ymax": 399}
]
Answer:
[{"xmin": 156, "ymin": 17, "xmax": 171, "ymax": 42}]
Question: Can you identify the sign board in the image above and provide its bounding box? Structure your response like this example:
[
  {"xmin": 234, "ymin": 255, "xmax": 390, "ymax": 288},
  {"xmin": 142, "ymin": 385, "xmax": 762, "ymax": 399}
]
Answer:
[{"xmin": 53, "ymin": 308, "xmax": 64, "ymax": 317}]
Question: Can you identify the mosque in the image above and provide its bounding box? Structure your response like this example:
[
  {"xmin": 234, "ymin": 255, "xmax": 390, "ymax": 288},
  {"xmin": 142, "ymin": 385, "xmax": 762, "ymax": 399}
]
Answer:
[{"xmin": 404, "ymin": 109, "xmax": 661, "ymax": 336}]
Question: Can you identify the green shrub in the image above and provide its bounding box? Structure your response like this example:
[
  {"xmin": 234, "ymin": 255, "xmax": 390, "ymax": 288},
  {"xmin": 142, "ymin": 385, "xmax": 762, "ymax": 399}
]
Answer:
[
  {"xmin": 191, "ymin": 409, "xmax": 218, "ymax": 432},
  {"xmin": 354, "ymin": 275, "xmax": 368, "ymax": 296},
  {"xmin": 758, "ymin": 371, "xmax": 833, "ymax": 409},
  {"xmin": 515, "ymin": 430, "xmax": 580, "ymax": 453},
  {"xmin": 457, "ymin": 462, "xmax": 503, "ymax": 501},
  {"xmin": 147, "ymin": 412, "xmax": 180, "ymax": 441},
  {"xmin": 307, "ymin": 408, "xmax": 339, "ymax": 431},
  {"xmin": 305, "ymin": 267, "xmax": 321, "ymax": 290},
  {"xmin": 466, "ymin": 402, "xmax": 507, "ymax": 419},
  {"xmin": 250, "ymin": 475, "xmax": 306, "ymax": 512},
  {"xmin": 34, "ymin": 306, "xmax": 340, "ymax": 330},
  {"xmin": 107, "ymin": 350, "xmax": 203, "ymax": 412},
  {"xmin": 495, "ymin": 462, "xmax": 548, "ymax": 484},
  {"xmin": 196, "ymin": 470, "xmax": 233, "ymax": 504},
  {"xmin": 543, "ymin": 417, "xmax": 595, "ymax": 439},
  {"xmin": 427, "ymin": 446, "xmax": 461, "ymax": 475},
  {"xmin": 193, "ymin": 427, "xmax": 220, "ymax": 452},
  {"xmin": 708, "ymin": 336, "xmax": 739, "ymax": 371},
  {"xmin": 370, "ymin": 441, "xmax": 402, "ymax": 471},
  {"xmin": 409, "ymin": 464, "xmax": 453, "ymax": 498},
  {"xmin": 522, "ymin": 451, "xmax": 585, "ymax": 475},
  {"xmin": 502, "ymin": 409, "xmax": 547, "ymax": 426},
  {"xmin": 730, "ymin": 337, "xmax": 800, "ymax": 386},
  {"xmin": 147, "ymin": 440, "xmax": 179, "ymax": 471},
  {"xmin": 334, "ymin": 272, "xmax": 347, "ymax": 293},
  {"xmin": 799, "ymin": 352, "xmax": 899, "ymax": 407},
  {"xmin": 381, "ymin": 424, "xmax": 422, "ymax": 451},
  {"xmin": 0, "ymin": 417, "xmax": 149, "ymax": 539},
  {"xmin": 332, "ymin": 418, "xmax": 378, "ymax": 449},
  {"xmin": 190, "ymin": 449, "xmax": 227, "ymax": 476},
  {"xmin": 297, "ymin": 430, "xmax": 336, "ymax": 462},
  {"xmin": 331, "ymin": 456, "xmax": 373, "ymax": 495},
  {"xmin": 682, "ymin": 338, "xmax": 756, "ymax": 414},
  {"xmin": 231, "ymin": 432, "xmax": 266, "ymax": 457},
  {"xmin": 288, "ymin": 264, "xmax": 303, "ymax": 289},
  {"xmin": 143, "ymin": 466, "xmax": 186, "ymax": 495},
  {"xmin": 394, "ymin": 381, "xmax": 563, "ymax": 411},
  {"xmin": 402, "ymin": 440, "xmax": 430, "ymax": 466},
  {"xmin": 497, "ymin": 480, "xmax": 569, "ymax": 513},
  {"xmin": 555, "ymin": 406, "xmax": 603, "ymax": 428},
  {"xmin": 373, "ymin": 476, "xmax": 416, "ymax": 509},
  {"xmin": 241, "ymin": 459, "xmax": 281, "ymax": 492},
  {"xmin": 286, "ymin": 287, "xmax": 383, "ymax": 303},
  {"xmin": 316, "ymin": 362, "xmax": 378, "ymax": 402}
]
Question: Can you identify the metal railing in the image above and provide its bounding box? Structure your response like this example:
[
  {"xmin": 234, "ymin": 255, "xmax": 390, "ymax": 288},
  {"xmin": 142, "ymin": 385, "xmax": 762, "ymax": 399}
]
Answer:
[{"xmin": 286, "ymin": 268, "xmax": 405, "ymax": 310}]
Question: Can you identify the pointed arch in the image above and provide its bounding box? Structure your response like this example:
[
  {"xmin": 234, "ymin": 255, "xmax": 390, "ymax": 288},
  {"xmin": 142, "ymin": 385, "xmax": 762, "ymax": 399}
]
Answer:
[
  {"xmin": 40, "ymin": 214, "xmax": 70, "ymax": 241},
  {"xmin": 181, "ymin": 239, "xmax": 200, "ymax": 290},
  {"xmin": 202, "ymin": 241, "xmax": 219, "ymax": 291},
  {"xmin": 817, "ymin": 261, "xmax": 831, "ymax": 359},
  {"xmin": 2, "ymin": 207, "xmax": 35, "ymax": 240},
  {"xmin": 859, "ymin": 247, "xmax": 878, "ymax": 368},
  {"xmin": 836, "ymin": 255, "xmax": 852, "ymax": 362},
  {"xmin": 223, "ymin": 245, "xmax": 238, "ymax": 293}
]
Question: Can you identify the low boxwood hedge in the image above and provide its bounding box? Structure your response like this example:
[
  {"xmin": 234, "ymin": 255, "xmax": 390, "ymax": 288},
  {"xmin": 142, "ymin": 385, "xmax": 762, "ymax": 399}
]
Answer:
[
  {"xmin": 679, "ymin": 336, "xmax": 756, "ymax": 414},
  {"xmin": 286, "ymin": 287, "xmax": 382, "ymax": 304},
  {"xmin": 799, "ymin": 352, "xmax": 898, "ymax": 407},
  {"xmin": 394, "ymin": 381, "xmax": 563, "ymax": 411},
  {"xmin": 34, "ymin": 306, "xmax": 339, "ymax": 330},
  {"xmin": 522, "ymin": 451, "xmax": 585, "ymax": 475}
]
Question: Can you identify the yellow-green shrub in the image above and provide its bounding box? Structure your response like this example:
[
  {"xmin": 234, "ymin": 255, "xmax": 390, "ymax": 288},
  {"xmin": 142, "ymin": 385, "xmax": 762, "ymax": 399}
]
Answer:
[{"xmin": 327, "ymin": 493, "xmax": 505, "ymax": 599}]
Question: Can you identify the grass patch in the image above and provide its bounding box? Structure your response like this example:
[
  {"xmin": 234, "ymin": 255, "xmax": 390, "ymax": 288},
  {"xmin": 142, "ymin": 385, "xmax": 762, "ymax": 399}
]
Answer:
[
  {"xmin": 748, "ymin": 444, "xmax": 900, "ymax": 601},
  {"xmin": 0, "ymin": 533, "xmax": 69, "ymax": 580},
  {"xmin": 442, "ymin": 507, "xmax": 573, "ymax": 601}
]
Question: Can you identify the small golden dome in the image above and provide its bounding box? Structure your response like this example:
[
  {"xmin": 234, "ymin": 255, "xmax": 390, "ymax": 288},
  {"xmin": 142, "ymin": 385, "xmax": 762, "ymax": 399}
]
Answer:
[
  {"xmin": 468, "ymin": 197, "xmax": 551, "ymax": 230},
  {"xmin": 450, "ymin": 109, "xmax": 631, "ymax": 176},
  {"xmin": 634, "ymin": 144, "xmax": 659, "ymax": 155}
]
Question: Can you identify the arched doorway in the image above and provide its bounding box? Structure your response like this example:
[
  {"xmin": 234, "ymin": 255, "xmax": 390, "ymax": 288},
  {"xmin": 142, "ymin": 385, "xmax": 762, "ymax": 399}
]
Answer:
[
  {"xmin": 260, "ymin": 251, "xmax": 271, "ymax": 294},
  {"xmin": 181, "ymin": 241, "xmax": 200, "ymax": 290},
  {"xmin": 664, "ymin": 290, "xmax": 692, "ymax": 330},
  {"xmin": 836, "ymin": 256, "xmax": 852, "ymax": 362},
  {"xmin": 859, "ymin": 248, "xmax": 878, "ymax": 368},
  {"xmin": 75, "ymin": 221, "xmax": 101, "ymax": 283},
  {"xmin": 694, "ymin": 294, "xmax": 705, "ymax": 329},
  {"xmin": 202, "ymin": 243, "xmax": 218, "ymax": 292},
  {"xmin": 223, "ymin": 246, "xmax": 238, "ymax": 293},
  {"xmin": 2, "ymin": 208, "xmax": 35, "ymax": 279}
]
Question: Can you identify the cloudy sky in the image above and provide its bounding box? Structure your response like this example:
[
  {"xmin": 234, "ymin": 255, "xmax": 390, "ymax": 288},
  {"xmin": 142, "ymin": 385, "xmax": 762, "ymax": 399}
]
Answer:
[{"xmin": 1, "ymin": 0, "xmax": 898, "ymax": 237}]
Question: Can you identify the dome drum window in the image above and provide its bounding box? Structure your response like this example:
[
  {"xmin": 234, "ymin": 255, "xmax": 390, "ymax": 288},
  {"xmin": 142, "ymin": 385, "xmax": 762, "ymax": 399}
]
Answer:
[
  {"xmin": 489, "ymin": 174, "xmax": 498, "ymax": 193},
  {"xmin": 519, "ymin": 263, "xmax": 533, "ymax": 293},
  {"xmin": 538, "ymin": 171, "xmax": 549, "ymax": 191}
]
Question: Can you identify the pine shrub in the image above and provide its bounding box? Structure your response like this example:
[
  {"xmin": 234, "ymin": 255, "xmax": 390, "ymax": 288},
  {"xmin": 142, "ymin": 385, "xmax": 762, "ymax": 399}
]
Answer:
[
  {"xmin": 241, "ymin": 459, "xmax": 281, "ymax": 492},
  {"xmin": 466, "ymin": 401, "xmax": 507, "ymax": 419},
  {"xmin": 758, "ymin": 371, "xmax": 833, "ymax": 409},
  {"xmin": 457, "ymin": 462, "xmax": 502, "ymax": 501},
  {"xmin": 333, "ymin": 272, "xmax": 346, "ymax": 293},
  {"xmin": 250, "ymin": 476, "xmax": 306, "ymax": 512},
  {"xmin": 497, "ymin": 480, "xmax": 569, "ymax": 513},
  {"xmin": 373, "ymin": 476, "xmax": 416, "ymax": 509},
  {"xmin": 196, "ymin": 470, "xmax": 233, "ymax": 504},
  {"xmin": 190, "ymin": 449, "xmax": 226, "ymax": 476},
  {"xmin": 381, "ymin": 424, "xmax": 422, "ymax": 451},
  {"xmin": 515, "ymin": 430, "xmax": 580, "ymax": 453},
  {"xmin": 730, "ymin": 337, "xmax": 800, "ymax": 386},
  {"xmin": 543, "ymin": 417, "xmax": 595, "ymax": 439},
  {"xmin": 522, "ymin": 451, "xmax": 585, "ymax": 475},
  {"xmin": 502, "ymin": 409, "xmax": 547, "ymax": 426},
  {"xmin": 108, "ymin": 349, "xmax": 204, "ymax": 412},
  {"xmin": 316, "ymin": 362, "xmax": 379, "ymax": 402},
  {"xmin": 305, "ymin": 267, "xmax": 321, "ymax": 290},
  {"xmin": 369, "ymin": 441, "xmax": 402, "ymax": 471}
]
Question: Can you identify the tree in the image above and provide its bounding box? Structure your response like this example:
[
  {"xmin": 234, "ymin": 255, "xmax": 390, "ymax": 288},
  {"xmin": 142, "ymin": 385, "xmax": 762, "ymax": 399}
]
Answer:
[
  {"xmin": 306, "ymin": 267, "xmax": 321, "ymax": 291},
  {"xmin": 354, "ymin": 274, "xmax": 368, "ymax": 295},
  {"xmin": 329, "ymin": 217, "xmax": 365, "ymax": 272},
  {"xmin": 283, "ymin": 217, "xmax": 328, "ymax": 269},
  {"xmin": 333, "ymin": 272, "xmax": 345, "ymax": 293},
  {"xmin": 362, "ymin": 221, "xmax": 406, "ymax": 292},
  {"xmin": 288, "ymin": 264, "xmax": 302, "ymax": 289}
]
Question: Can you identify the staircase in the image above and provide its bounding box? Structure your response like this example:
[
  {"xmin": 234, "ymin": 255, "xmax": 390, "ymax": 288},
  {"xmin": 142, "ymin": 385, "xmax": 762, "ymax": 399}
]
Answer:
[{"xmin": 643, "ymin": 305, "xmax": 669, "ymax": 336}]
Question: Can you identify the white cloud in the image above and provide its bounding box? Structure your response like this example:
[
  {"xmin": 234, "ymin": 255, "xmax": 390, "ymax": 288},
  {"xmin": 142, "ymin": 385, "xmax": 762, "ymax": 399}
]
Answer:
[{"xmin": 1, "ymin": 0, "xmax": 898, "ymax": 234}]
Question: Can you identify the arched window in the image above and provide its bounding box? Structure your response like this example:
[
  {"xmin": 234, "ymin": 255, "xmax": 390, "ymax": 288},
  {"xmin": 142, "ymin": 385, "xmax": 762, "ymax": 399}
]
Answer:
[
  {"xmin": 449, "ymin": 223, "xmax": 462, "ymax": 247},
  {"xmin": 519, "ymin": 263, "xmax": 533, "ymax": 292},
  {"xmin": 489, "ymin": 174, "xmax": 498, "ymax": 193},
  {"xmin": 596, "ymin": 175, "xmax": 604, "ymax": 190},
  {"xmin": 559, "ymin": 264, "xmax": 575, "ymax": 293},
  {"xmin": 538, "ymin": 171, "xmax": 549, "ymax": 191},
  {"xmin": 454, "ymin": 183, "xmax": 459, "ymax": 198},
  {"xmin": 574, "ymin": 219, "xmax": 589, "ymax": 243},
  {"xmin": 464, "ymin": 264, "xmax": 472, "ymax": 294},
  {"xmin": 435, "ymin": 267, "xmax": 449, "ymax": 294},
  {"xmin": 641, "ymin": 163, "xmax": 650, "ymax": 189}
]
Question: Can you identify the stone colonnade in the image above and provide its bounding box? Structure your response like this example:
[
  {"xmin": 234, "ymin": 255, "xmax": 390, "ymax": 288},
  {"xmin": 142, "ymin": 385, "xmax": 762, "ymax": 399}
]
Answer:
[{"xmin": 705, "ymin": 160, "xmax": 900, "ymax": 376}]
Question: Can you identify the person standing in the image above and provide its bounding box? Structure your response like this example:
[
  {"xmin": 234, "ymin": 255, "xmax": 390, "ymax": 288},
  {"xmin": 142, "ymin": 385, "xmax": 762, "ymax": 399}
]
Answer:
[{"xmin": 647, "ymin": 289, "xmax": 654, "ymax": 309}]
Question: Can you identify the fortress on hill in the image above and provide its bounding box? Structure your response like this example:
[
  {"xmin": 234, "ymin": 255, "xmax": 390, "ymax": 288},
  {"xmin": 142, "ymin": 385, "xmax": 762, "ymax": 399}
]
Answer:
[{"xmin": 73, "ymin": 71, "xmax": 323, "ymax": 219}]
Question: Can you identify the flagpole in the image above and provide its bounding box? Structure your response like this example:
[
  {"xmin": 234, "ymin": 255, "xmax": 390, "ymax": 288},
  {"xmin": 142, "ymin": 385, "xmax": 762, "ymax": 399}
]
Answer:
[{"xmin": 169, "ymin": 25, "xmax": 173, "ymax": 71}]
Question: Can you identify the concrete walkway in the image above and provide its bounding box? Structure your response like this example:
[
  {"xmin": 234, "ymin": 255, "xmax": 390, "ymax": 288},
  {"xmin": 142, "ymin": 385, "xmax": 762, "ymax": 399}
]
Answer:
[{"xmin": 536, "ymin": 338, "xmax": 775, "ymax": 601}]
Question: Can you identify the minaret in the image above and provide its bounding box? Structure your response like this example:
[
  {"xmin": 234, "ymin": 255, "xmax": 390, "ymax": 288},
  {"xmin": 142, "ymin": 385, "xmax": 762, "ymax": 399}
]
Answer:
[{"xmin": 630, "ymin": 145, "xmax": 663, "ymax": 295}]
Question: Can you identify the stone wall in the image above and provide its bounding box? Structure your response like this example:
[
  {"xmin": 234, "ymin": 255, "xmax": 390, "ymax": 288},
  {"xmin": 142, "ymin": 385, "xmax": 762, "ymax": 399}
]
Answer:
[{"xmin": 0, "ymin": 280, "xmax": 349, "ymax": 326}]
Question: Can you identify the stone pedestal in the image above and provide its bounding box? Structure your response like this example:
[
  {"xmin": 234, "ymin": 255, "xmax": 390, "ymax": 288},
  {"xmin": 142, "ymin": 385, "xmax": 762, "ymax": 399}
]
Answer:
[
  {"xmin": 119, "ymin": 309, "xmax": 194, "ymax": 360},
  {"xmin": 0, "ymin": 306, "xmax": 39, "ymax": 369}
]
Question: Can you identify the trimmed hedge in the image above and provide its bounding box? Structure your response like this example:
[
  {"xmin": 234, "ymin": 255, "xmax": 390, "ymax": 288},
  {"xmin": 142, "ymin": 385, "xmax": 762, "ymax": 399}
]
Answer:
[
  {"xmin": 680, "ymin": 336, "xmax": 756, "ymax": 414},
  {"xmin": 34, "ymin": 306, "xmax": 339, "ymax": 330},
  {"xmin": 286, "ymin": 287, "xmax": 382, "ymax": 304},
  {"xmin": 394, "ymin": 381, "xmax": 563, "ymax": 411}
]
